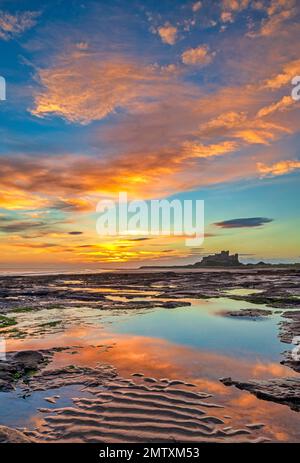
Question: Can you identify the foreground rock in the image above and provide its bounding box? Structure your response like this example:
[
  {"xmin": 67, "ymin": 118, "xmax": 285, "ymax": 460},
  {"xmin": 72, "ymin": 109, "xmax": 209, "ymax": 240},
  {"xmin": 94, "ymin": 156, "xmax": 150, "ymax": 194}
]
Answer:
[
  {"xmin": 280, "ymin": 351, "xmax": 300, "ymax": 373},
  {"xmin": 279, "ymin": 310, "xmax": 300, "ymax": 343},
  {"xmin": 0, "ymin": 426, "xmax": 33, "ymax": 443},
  {"xmin": 0, "ymin": 350, "xmax": 46, "ymax": 391},
  {"xmin": 1, "ymin": 269, "xmax": 300, "ymax": 315},
  {"xmin": 279, "ymin": 311, "xmax": 300, "ymax": 373},
  {"xmin": 13, "ymin": 351, "xmax": 44, "ymax": 369},
  {"xmin": 230, "ymin": 294, "xmax": 300, "ymax": 309},
  {"xmin": 28, "ymin": 363, "xmax": 117, "ymax": 391},
  {"xmin": 222, "ymin": 308, "xmax": 273, "ymax": 319},
  {"xmin": 220, "ymin": 377, "xmax": 300, "ymax": 412}
]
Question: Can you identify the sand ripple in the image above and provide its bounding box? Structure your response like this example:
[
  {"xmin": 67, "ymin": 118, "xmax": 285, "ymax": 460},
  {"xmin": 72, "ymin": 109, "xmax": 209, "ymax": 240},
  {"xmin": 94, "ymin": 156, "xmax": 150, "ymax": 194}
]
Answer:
[{"xmin": 26, "ymin": 374, "xmax": 267, "ymax": 443}]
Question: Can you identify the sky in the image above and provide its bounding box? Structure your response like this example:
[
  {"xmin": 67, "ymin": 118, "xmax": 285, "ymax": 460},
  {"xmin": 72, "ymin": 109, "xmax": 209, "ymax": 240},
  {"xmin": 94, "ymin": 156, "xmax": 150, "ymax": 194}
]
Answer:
[{"xmin": 0, "ymin": 0, "xmax": 299, "ymax": 270}]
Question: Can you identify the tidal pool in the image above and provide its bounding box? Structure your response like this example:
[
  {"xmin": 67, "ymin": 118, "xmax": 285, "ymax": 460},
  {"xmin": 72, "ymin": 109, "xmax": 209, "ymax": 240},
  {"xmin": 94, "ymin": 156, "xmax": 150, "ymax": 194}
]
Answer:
[
  {"xmin": 1, "ymin": 293, "xmax": 299, "ymax": 442},
  {"xmin": 104, "ymin": 298, "xmax": 287, "ymax": 361}
]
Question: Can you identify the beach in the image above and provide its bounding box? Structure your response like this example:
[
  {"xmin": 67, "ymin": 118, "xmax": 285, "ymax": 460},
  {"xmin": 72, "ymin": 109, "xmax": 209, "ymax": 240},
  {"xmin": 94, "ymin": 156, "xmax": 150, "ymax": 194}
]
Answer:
[{"xmin": 0, "ymin": 268, "xmax": 299, "ymax": 443}]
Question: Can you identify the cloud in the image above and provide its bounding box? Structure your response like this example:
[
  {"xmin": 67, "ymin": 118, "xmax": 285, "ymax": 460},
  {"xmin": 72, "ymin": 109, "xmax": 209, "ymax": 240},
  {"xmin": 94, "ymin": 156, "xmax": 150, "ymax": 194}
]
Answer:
[
  {"xmin": 0, "ymin": 213, "xmax": 68, "ymax": 238},
  {"xmin": 31, "ymin": 50, "xmax": 184, "ymax": 124},
  {"xmin": 221, "ymin": 11, "xmax": 234, "ymax": 23},
  {"xmin": 50, "ymin": 198, "xmax": 92, "ymax": 212},
  {"xmin": 192, "ymin": 2, "xmax": 202, "ymax": 12},
  {"xmin": 0, "ymin": 10, "xmax": 39, "ymax": 40},
  {"xmin": 129, "ymin": 237, "xmax": 152, "ymax": 241},
  {"xmin": 12, "ymin": 59, "xmax": 295, "ymax": 207},
  {"xmin": 259, "ymin": 10, "xmax": 293, "ymax": 37},
  {"xmin": 222, "ymin": 0, "xmax": 249, "ymax": 12},
  {"xmin": 257, "ymin": 95, "xmax": 295, "ymax": 117},
  {"xmin": 76, "ymin": 41, "xmax": 89, "ymax": 50},
  {"xmin": 0, "ymin": 219, "xmax": 49, "ymax": 233},
  {"xmin": 264, "ymin": 59, "xmax": 300, "ymax": 90},
  {"xmin": 0, "ymin": 139, "xmax": 239, "ymax": 204},
  {"xmin": 220, "ymin": 0, "xmax": 298, "ymax": 35},
  {"xmin": 215, "ymin": 217, "xmax": 273, "ymax": 228},
  {"xmin": 257, "ymin": 160, "xmax": 300, "ymax": 177},
  {"xmin": 220, "ymin": 0, "xmax": 249, "ymax": 23},
  {"xmin": 248, "ymin": 0, "xmax": 298, "ymax": 37},
  {"xmin": 11, "ymin": 242, "xmax": 58, "ymax": 249},
  {"xmin": 2, "ymin": 46, "xmax": 298, "ymax": 212},
  {"xmin": 157, "ymin": 23, "xmax": 178, "ymax": 45},
  {"xmin": 68, "ymin": 231, "xmax": 83, "ymax": 235},
  {"xmin": 181, "ymin": 140, "xmax": 238, "ymax": 158},
  {"xmin": 181, "ymin": 45, "xmax": 215, "ymax": 66},
  {"xmin": 0, "ymin": 186, "xmax": 48, "ymax": 210},
  {"xmin": 199, "ymin": 110, "xmax": 290, "ymax": 145}
]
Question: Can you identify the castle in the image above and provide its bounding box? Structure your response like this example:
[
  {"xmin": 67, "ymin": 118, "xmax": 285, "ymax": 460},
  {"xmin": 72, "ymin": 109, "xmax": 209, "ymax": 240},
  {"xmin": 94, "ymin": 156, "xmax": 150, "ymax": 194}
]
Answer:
[
  {"xmin": 196, "ymin": 250, "xmax": 241, "ymax": 267},
  {"xmin": 141, "ymin": 250, "xmax": 243, "ymax": 269}
]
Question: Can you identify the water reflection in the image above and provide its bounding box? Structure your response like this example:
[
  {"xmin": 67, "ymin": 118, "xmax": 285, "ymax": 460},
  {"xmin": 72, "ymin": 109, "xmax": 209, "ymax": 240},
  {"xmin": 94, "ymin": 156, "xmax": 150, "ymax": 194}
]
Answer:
[
  {"xmin": 100, "ymin": 299, "xmax": 290, "ymax": 360},
  {"xmin": 2, "ymin": 293, "xmax": 300, "ymax": 442},
  {"xmin": 4, "ymin": 328, "xmax": 300, "ymax": 442}
]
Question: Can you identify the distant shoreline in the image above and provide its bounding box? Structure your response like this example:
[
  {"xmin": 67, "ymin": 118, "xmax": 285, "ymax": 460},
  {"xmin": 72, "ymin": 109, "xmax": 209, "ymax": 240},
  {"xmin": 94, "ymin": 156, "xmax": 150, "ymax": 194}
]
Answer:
[
  {"xmin": 139, "ymin": 263, "xmax": 300, "ymax": 270},
  {"xmin": 0, "ymin": 265, "xmax": 299, "ymax": 278}
]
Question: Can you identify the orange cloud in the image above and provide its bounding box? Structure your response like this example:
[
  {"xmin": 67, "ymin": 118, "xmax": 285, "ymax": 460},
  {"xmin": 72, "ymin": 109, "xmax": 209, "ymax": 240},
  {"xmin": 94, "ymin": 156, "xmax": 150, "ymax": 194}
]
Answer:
[
  {"xmin": 0, "ymin": 139, "xmax": 241, "ymax": 208},
  {"xmin": 192, "ymin": 1, "xmax": 202, "ymax": 12},
  {"xmin": 5, "ymin": 47, "xmax": 299, "ymax": 217},
  {"xmin": 32, "ymin": 50, "xmax": 182, "ymax": 124},
  {"xmin": 248, "ymin": 0, "xmax": 298, "ymax": 37},
  {"xmin": 222, "ymin": 0, "xmax": 249, "ymax": 12},
  {"xmin": 0, "ymin": 186, "xmax": 48, "ymax": 210},
  {"xmin": 181, "ymin": 45, "xmax": 215, "ymax": 66},
  {"xmin": 257, "ymin": 159, "xmax": 300, "ymax": 176},
  {"xmin": 221, "ymin": 0, "xmax": 249, "ymax": 23},
  {"xmin": 264, "ymin": 59, "xmax": 300, "ymax": 90},
  {"xmin": 157, "ymin": 23, "xmax": 178, "ymax": 45},
  {"xmin": 221, "ymin": 11, "xmax": 234, "ymax": 23},
  {"xmin": 181, "ymin": 140, "xmax": 238, "ymax": 158},
  {"xmin": 199, "ymin": 110, "xmax": 290, "ymax": 145},
  {"xmin": 257, "ymin": 95, "xmax": 295, "ymax": 117}
]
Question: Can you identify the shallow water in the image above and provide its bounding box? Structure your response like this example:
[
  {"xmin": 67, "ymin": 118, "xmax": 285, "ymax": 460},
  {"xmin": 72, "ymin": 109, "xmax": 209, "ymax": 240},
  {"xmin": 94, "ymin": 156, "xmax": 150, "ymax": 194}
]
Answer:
[
  {"xmin": 0, "ymin": 385, "xmax": 95, "ymax": 430},
  {"xmin": 1, "ymin": 289, "xmax": 299, "ymax": 442},
  {"xmin": 106, "ymin": 298, "xmax": 287, "ymax": 360}
]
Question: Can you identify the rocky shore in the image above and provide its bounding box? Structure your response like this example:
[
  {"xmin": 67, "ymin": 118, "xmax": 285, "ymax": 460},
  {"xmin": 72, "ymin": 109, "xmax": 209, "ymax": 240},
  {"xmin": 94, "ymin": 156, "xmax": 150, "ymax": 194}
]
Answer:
[
  {"xmin": 220, "ymin": 377, "xmax": 300, "ymax": 412},
  {"xmin": 0, "ymin": 269, "xmax": 299, "ymax": 442}
]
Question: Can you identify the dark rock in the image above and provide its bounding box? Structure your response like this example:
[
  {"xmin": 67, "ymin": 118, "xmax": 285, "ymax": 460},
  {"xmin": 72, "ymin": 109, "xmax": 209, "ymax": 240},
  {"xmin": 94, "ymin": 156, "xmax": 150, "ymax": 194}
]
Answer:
[
  {"xmin": 13, "ymin": 350, "xmax": 44, "ymax": 370},
  {"xmin": 0, "ymin": 425, "xmax": 33, "ymax": 443},
  {"xmin": 0, "ymin": 350, "xmax": 46, "ymax": 391},
  {"xmin": 220, "ymin": 376, "xmax": 234, "ymax": 386},
  {"xmin": 160, "ymin": 301, "xmax": 191, "ymax": 309},
  {"xmin": 0, "ymin": 379, "xmax": 13, "ymax": 391},
  {"xmin": 220, "ymin": 376, "xmax": 300, "ymax": 412},
  {"xmin": 280, "ymin": 351, "xmax": 300, "ymax": 373},
  {"xmin": 279, "ymin": 311, "xmax": 300, "ymax": 373},
  {"xmin": 222, "ymin": 309, "xmax": 272, "ymax": 318},
  {"xmin": 279, "ymin": 310, "xmax": 300, "ymax": 343}
]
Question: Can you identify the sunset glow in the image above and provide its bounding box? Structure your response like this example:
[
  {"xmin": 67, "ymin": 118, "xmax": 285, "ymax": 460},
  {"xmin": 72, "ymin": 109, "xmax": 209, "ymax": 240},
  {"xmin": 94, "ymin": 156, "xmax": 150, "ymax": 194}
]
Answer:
[{"xmin": 0, "ymin": 0, "xmax": 299, "ymax": 270}]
